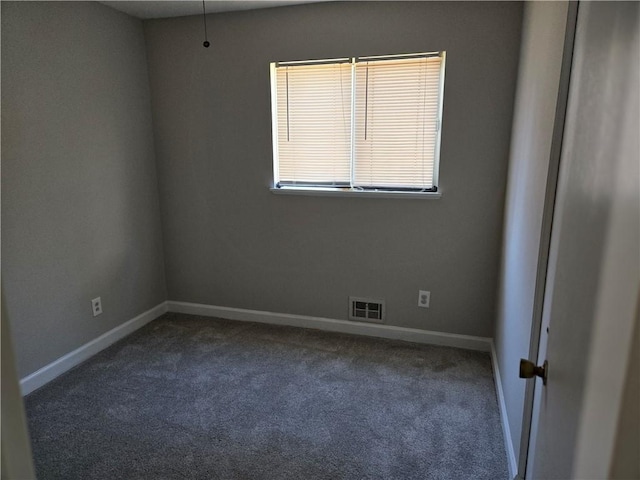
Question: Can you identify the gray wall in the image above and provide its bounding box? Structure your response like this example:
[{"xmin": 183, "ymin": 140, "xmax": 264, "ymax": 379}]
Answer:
[
  {"xmin": 144, "ymin": 1, "xmax": 522, "ymax": 337},
  {"xmin": 493, "ymin": 1, "xmax": 568, "ymax": 463},
  {"xmin": 1, "ymin": 1, "xmax": 167, "ymax": 378}
]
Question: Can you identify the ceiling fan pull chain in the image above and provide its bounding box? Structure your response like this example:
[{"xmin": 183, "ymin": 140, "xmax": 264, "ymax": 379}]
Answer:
[{"xmin": 202, "ymin": 0, "xmax": 210, "ymax": 48}]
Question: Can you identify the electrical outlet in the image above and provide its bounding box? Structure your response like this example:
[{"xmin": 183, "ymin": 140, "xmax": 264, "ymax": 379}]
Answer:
[
  {"xmin": 91, "ymin": 297, "xmax": 103, "ymax": 317},
  {"xmin": 418, "ymin": 290, "xmax": 430, "ymax": 308}
]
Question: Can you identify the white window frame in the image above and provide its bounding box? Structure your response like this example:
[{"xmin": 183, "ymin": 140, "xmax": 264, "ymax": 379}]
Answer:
[{"xmin": 270, "ymin": 52, "xmax": 446, "ymax": 199}]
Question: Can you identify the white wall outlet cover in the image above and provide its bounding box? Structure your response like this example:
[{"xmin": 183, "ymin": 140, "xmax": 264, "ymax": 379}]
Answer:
[
  {"xmin": 418, "ymin": 290, "xmax": 430, "ymax": 308},
  {"xmin": 91, "ymin": 297, "xmax": 103, "ymax": 317}
]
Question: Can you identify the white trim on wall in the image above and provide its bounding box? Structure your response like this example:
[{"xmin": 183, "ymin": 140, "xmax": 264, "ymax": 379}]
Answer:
[
  {"xmin": 491, "ymin": 340, "xmax": 519, "ymax": 480},
  {"xmin": 20, "ymin": 302, "xmax": 168, "ymax": 396},
  {"xmin": 167, "ymin": 301, "xmax": 492, "ymax": 352}
]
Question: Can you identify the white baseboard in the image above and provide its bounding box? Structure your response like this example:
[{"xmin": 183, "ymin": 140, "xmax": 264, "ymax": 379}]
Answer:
[
  {"xmin": 490, "ymin": 340, "xmax": 519, "ymax": 479},
  {"xmin": 20, "ymin": 302, "xmax": 168, "ymax": 396},
  {"xmin": 167, "ymin": 301, "xmax": 492, "ymax": 352}
]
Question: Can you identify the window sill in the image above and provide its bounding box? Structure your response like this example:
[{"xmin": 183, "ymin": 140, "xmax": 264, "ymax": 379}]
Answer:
[{"xmin": 270, "ymin": 186, "xmax": 442, "ymax": 199}]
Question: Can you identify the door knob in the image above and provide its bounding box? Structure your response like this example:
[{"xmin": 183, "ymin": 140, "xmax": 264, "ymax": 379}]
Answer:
[{"xmin": 519, "ymin": 359, "xmax": 548, "ymax": 385}]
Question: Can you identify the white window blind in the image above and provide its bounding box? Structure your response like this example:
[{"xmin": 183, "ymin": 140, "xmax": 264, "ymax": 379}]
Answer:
[
  {"xmin": 271, "ymin": 52, "xmax": 445, "ymax": 192},
  {"xmin": 275, "ymin": 61, "xmax": 352, "ymax": 185},
  {"xmin": 354, "ymin": 56, "xmax": 442, "ymax": 189}
]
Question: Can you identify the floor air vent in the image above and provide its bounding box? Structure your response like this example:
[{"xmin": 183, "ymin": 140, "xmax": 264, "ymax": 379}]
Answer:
[{"xmin": 349, "ymin": 297, "xmax": 385, "ymax": 323}]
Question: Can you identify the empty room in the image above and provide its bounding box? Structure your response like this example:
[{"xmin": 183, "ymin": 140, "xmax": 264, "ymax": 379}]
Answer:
[{"xmin": 1, "ymin": 1, "xmax": 638, "ymax": 479}]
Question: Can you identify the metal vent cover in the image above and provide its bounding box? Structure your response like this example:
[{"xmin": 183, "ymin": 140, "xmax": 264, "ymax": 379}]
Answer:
[{"xmin": 348, "ymin": 297, "xmax": 385, "ymax": 323}]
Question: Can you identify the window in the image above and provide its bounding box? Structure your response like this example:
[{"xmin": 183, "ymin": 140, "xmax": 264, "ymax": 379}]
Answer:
[{"xmin": 270, "ymin": 52, "xmax": 446, "ymax": 197}]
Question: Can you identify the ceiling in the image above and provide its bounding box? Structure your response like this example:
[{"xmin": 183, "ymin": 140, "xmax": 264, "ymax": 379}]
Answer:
[{"xmin": 100, "ymin": 1, "xmax": 329, "ymax": 19}]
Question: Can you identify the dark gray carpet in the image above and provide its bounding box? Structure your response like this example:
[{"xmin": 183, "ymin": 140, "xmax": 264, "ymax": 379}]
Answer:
[{"xmin": 26, "ymin": 313, "xmax": 509, "ymax": 480}]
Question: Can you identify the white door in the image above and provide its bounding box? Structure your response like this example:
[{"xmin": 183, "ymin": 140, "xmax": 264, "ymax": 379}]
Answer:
[
  {"xmin": 1, "ymin": 289, "xmax": 36, "ymax": 478},
  {"xmin": 525, "ymin": 2, "xmax": 639, "ymax": 479}
]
